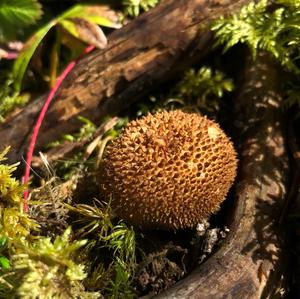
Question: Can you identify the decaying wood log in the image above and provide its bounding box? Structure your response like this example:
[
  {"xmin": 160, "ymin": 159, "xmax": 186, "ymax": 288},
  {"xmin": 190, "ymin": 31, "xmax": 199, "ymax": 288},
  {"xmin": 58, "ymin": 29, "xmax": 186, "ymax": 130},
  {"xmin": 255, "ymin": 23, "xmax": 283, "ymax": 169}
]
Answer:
[
  {"xmin": 153, "ymin": 52, "xmax": 289, "ymax": 298},
  {"xmin": 0, "ymin": 0, "xmax": 251, "ymax": 164}
]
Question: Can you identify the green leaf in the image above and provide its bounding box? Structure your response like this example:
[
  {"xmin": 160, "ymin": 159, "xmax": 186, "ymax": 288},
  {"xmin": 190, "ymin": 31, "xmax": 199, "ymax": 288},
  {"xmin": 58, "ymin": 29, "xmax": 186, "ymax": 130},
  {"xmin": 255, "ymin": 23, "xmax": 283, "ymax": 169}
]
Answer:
[
  {"xmin": 83, "ymin": 15, "xmax": 121, "ymax": 28},
  {"xmin": 0, "ymin": 236, "xmax": 8, "ymax": 249},
  {"xmin": 59, "ymin": 4, "xmax": 121, "ymax": 29},
  {"xmin": 0, "ymin": 0, "xmax": 42, "ymax": 41},
  {"xmin": 60, "ymin": 19, "xmax": 79, "ymax": 38},
  {"xmin": 12, "ymin": 20, "xmax": 56, "ymax": 91},
  {"xmin": 12, "ymin": 3, "xmax": 121, "ymax": 91},
  {"xmin": 0, "ymin": 256, "xmax": 10, "ymax": 269},
  {"xmin": 63, "ymin": 134, "xmax": 76, "ymax": 142}
]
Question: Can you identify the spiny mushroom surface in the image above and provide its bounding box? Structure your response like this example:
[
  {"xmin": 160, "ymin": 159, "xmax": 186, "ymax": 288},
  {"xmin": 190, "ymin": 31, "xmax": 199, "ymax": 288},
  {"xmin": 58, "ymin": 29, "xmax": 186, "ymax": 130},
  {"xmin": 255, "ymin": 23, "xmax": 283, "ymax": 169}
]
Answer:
[{"xmin": 99, "ymin": 110, "xmax": 237, "ymax": 230}]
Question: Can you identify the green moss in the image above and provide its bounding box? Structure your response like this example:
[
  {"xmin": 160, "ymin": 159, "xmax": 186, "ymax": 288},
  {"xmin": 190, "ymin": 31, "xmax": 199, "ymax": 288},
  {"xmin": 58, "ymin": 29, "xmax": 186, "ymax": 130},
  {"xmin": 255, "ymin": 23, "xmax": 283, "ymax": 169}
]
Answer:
[
  {"xmin": 0, "ymin": 147, "xmax": 139, "ymax": 298},
  {"xmin": 212, "ymin": 0, "xmax": 300, "ymax": 73},
  {"xmin": 173, "ymin": 67, "xmax": 234, "ymax": 112},
  {"xmin": 122, "ymin": 0, "xmax": 160, "ymax": 17}
]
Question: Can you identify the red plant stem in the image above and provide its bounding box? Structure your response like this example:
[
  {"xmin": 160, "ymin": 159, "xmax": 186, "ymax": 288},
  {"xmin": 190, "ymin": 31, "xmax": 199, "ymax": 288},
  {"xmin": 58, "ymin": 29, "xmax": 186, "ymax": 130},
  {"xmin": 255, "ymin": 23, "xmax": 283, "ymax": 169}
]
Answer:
[{"xmin": 23, "ymin": 45, "xmax": 94, "ymax": 212}]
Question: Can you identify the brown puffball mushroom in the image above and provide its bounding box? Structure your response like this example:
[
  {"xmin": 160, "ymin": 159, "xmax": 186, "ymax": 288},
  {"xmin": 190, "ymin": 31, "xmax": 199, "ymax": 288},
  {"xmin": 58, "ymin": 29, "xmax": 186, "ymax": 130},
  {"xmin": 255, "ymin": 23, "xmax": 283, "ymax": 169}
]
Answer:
[{"xmin": 99, "ymin": 110, "xmax": 238, "ymax": 230}]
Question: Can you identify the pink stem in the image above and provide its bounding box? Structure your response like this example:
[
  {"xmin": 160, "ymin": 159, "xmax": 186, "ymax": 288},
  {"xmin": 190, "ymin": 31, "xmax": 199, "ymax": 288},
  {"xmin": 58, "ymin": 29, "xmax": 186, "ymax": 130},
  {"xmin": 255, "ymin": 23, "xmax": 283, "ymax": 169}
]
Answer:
[{"xmin": 23, "ymin": 45, "xmax": 94, "ymax": 212}]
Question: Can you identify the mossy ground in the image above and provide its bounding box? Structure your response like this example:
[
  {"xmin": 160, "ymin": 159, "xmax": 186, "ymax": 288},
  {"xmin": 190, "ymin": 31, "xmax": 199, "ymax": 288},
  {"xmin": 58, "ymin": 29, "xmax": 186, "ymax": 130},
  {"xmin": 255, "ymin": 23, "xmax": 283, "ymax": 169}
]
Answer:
[{"xmin": 0, "ymin": 57, "xmax": 236, "ymax": 297}]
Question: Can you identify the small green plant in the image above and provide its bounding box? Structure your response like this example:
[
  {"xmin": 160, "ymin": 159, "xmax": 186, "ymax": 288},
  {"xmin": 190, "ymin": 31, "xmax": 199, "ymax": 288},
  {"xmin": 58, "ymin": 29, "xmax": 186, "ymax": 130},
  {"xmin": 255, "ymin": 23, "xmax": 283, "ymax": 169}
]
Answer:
[
  {"xmin": 47, "ymin": 116, "xmax": 128, "ymax": 180},
  {"xmin": 212, "ymin": 0, "xmax": 300, "ymax": 73},
  {"xmin": 212, "ymin": 0, "xmax": 300, "ymax": 111},
  {"xmin": 123, "ymin": 0, "xmax": 160, "ymax": 17},
  {"xmin": 172, "ymin": 67, "xmax": 234, "ymax": 112},
  {"xmin": 0, "ymin": 79, "xmax": 30, "ymax": 121},
  {"xmin": 45, "ymin": 116, "xmax": 97, "ymax": 179},
  {"xmin": 66, "ymin": 199, "xmax": 114, "ymax": 238},
  {"xmin": 0, "ymin": 2, "xmax": 122, "ymax": 120},
  {"xmin": 0, "ymin": 147, "xmax": 25, "ymax": 206},
  {"xmin": 12, "ymin": 3, "xmax": 121, "ymax": 92},
  {"xmin": 0, "ymin": 237, "xmax": 9, "ymax": 270},
  {"xmin": 0, "ymin": 0, "xmax": 42, "ymax": 42},
  {"xmin": 68, "ymin": 200, "xmax": 137, "ymax": 298},
  {"xmin": 13, "ymin": 227, "xmax": 97, "ymax": 298},
  {"xmin": 0, "ymin": 148, "xmax": 97, "ymax": 298},
  {"xmin": 132, "ymin": 66, "xmax": 234, "ymax": 115},
  {"xmin": 48, "ymin": 116, "xmax": 97, "ymax": 147},
  {"xmin": 0, "ymin": 0, "xmax": 41, "ymax": 120},
  {"xmin": 102, "ymin": 223, "xmax": 137, "ymax": 298},
  {"xmin": 0, "ymin": 147, "xmax": 39, "ymax": 247},
  {"xmin": 1, "ymin": 228, "xmax": 98, "ymax": 298},
  {"xmin": 0, "ymin": 147, "xmax": 37, "ymax": 295},
  {"xmin": 0, "ymin": 148, "xmax": 101, "ymax": 297}
]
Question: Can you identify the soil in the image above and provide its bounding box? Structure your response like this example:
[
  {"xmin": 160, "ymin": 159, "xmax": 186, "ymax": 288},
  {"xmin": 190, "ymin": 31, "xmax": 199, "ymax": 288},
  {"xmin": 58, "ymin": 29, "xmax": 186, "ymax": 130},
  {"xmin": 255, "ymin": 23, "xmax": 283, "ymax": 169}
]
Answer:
[{"xmin": 133, "ymin": 221, "xmax": 230, "ymax": 297}]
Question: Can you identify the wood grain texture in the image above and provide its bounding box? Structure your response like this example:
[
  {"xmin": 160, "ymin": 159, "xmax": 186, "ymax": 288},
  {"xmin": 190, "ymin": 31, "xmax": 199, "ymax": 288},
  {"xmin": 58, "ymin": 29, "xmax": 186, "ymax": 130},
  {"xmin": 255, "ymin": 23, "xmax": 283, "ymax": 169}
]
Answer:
[
  {"xmin": 154, "ymin": 52, "xmax": 289, "ymax": 298},
  {"xmin": 0, "ymin": 0, "xmax": 250, "ymax": 164}
]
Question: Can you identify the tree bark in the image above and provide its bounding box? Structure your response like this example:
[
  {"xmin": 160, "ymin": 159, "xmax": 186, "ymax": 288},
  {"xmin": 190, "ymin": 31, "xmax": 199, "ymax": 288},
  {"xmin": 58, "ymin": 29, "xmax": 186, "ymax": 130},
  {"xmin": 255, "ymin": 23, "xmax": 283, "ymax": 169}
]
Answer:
[
  {"xmin": 154, "ymin": 52, "xmax": 289, "ymax": 298},
  {"xmin": 0, "ymin": 0, "xmax": 251, "ymax": 164}
]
